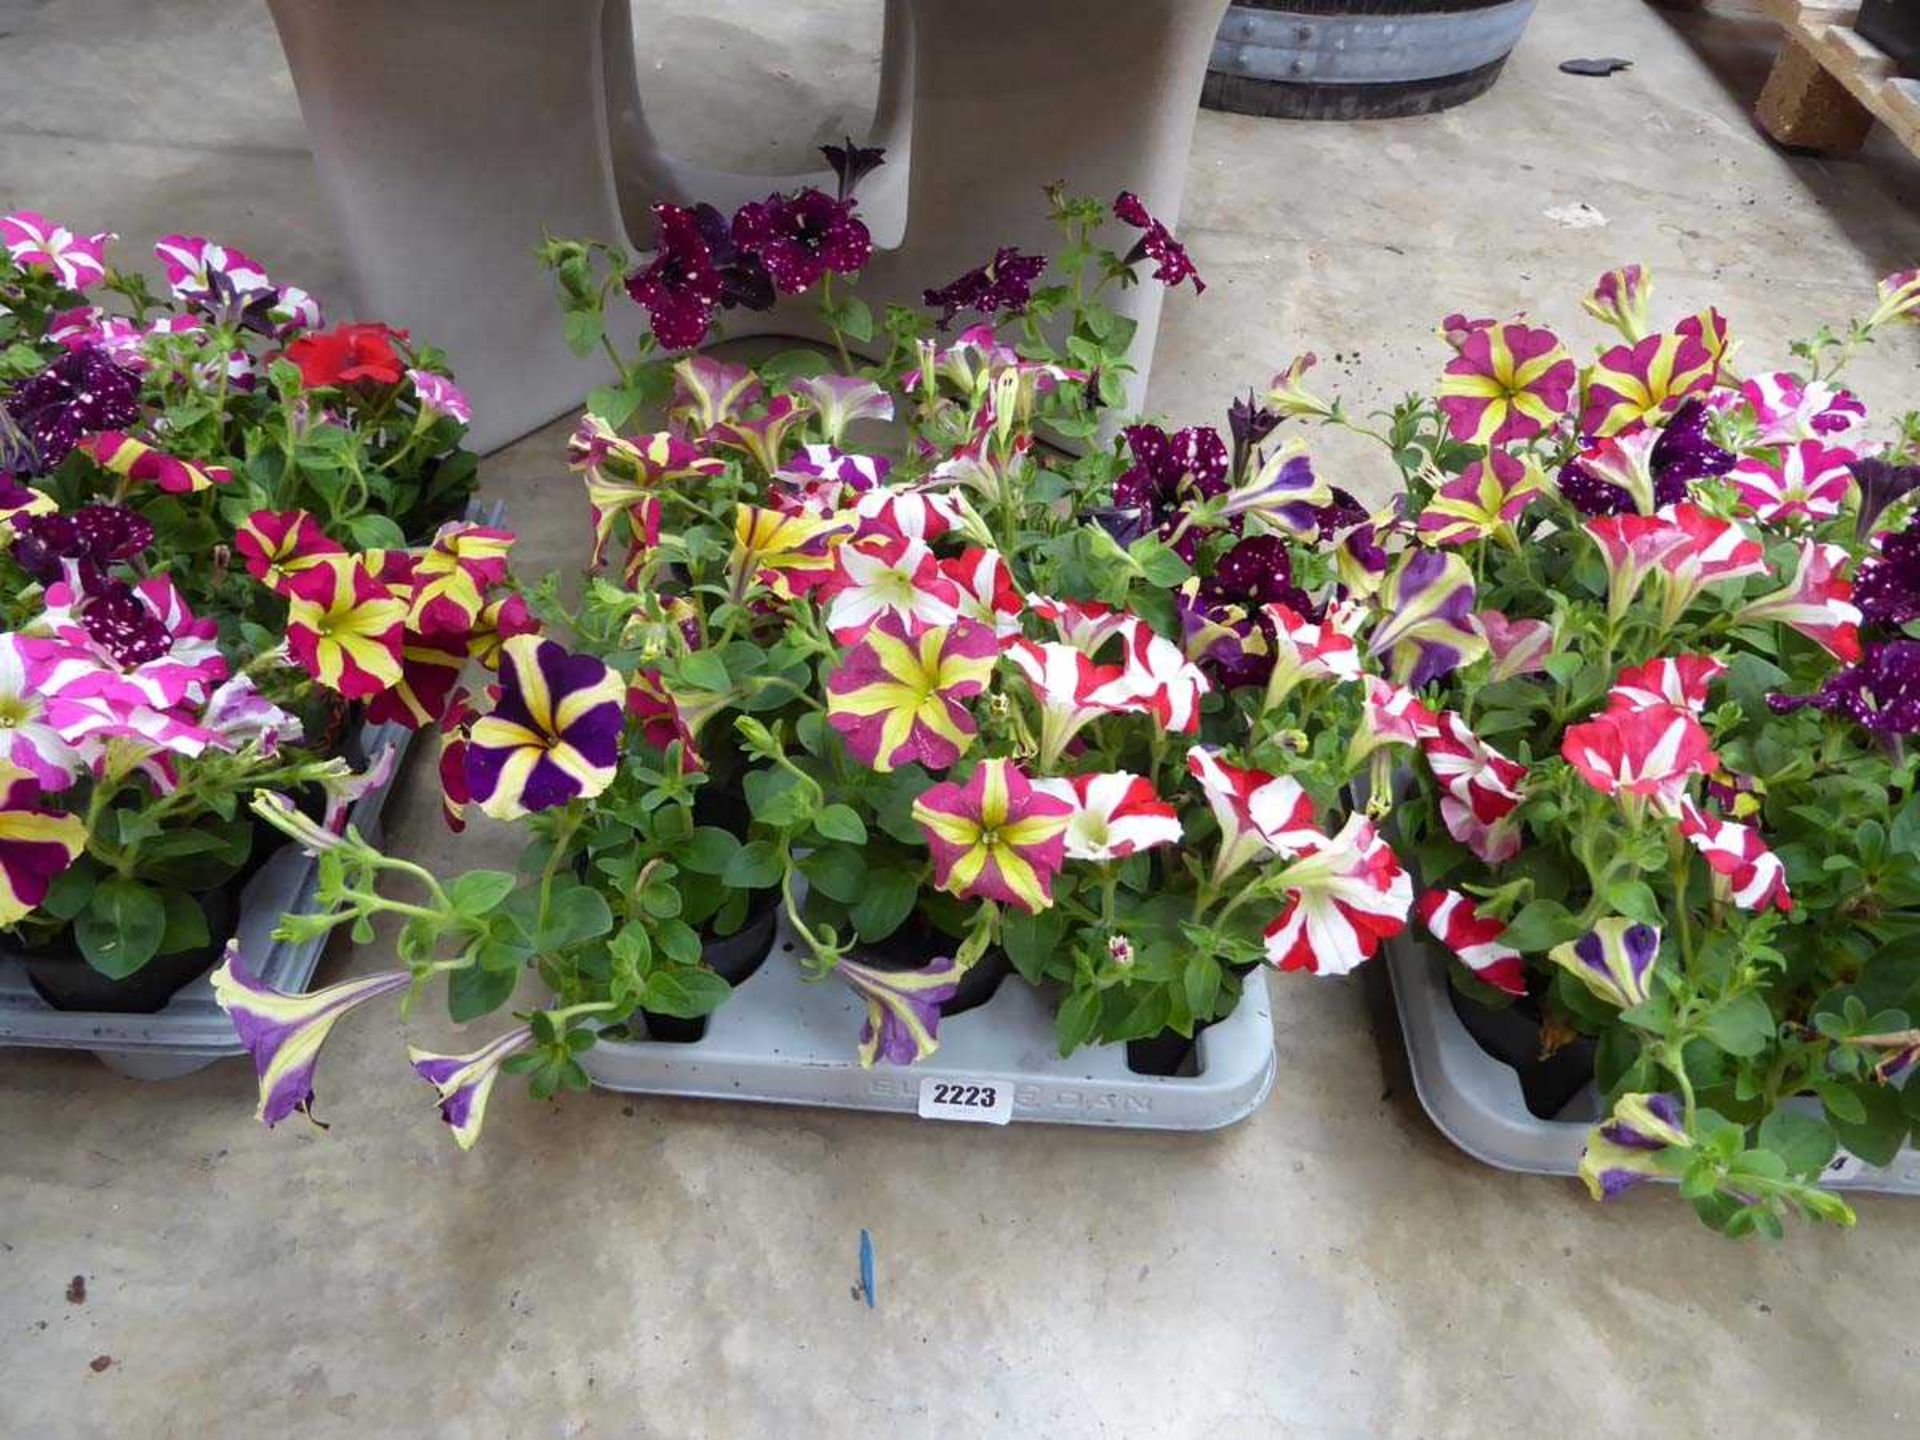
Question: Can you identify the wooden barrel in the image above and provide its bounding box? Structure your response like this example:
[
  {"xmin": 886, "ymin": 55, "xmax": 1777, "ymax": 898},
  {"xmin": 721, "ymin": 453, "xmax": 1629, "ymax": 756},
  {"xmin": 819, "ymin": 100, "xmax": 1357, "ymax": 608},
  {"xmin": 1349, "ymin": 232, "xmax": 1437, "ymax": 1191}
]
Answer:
[{"xmin": 1202, "ymin": 0, "xmax": 1539, "ymax": 120}]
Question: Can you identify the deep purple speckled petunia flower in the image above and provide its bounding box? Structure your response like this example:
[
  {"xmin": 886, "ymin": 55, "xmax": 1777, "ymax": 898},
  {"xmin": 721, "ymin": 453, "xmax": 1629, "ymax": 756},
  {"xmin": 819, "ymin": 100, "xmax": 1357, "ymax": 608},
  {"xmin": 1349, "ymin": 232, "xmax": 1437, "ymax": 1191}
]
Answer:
[
  {"xmin": 1179, "ymin": 535, "xmax": 1320, "ymax": 689},
  {"xmin": 819, "ymin": 137, "xmax": 886, "ymax": 202},
  {"xmin": 4, "ymin": 345, "xmax": 142, "ymax": 474},
  {"xmin": 1770, "ymin": 639, "xmax": 1920, "ymax": 735},
  {"xmin": 1113, "ymin": 191, "xmax": 1204, "ymax": 294},
  {"xmin": 1853, "ymin": 515, "xmax": 1920, "ymax": 627},
  {"xmin": 79, "ymin": 578, "xmax": 174, "ymax": 668},
  {"xmin": 922, "ymin": 246, "xmax": 1049, "ymax": 329},
  {"xmin": 731, "ymin": 188, "xmax": 871, "ymax": 296},
  {"xmin": 623, "ymin": 202, "xmax": 768, "ymax": 351},
  {"xmin": 1558, "ymin": 399, "xmax": 1731, "ymax": 517},
  {"xmin": 12, "ymin": 504, "xmax": 153, "ymax": 587},
  {"xmin": 1111, "ymin": 423, "xmax": 1230, "ymax": 560}
]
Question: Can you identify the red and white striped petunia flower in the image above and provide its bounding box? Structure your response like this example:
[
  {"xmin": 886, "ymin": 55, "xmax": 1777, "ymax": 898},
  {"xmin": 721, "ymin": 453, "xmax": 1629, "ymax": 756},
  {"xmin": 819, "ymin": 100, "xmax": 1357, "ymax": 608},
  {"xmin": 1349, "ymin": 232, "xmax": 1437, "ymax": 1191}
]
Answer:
[
  {"xmin": 1263, "ymin": 816, "xmax": 1413, "ymax": 976},
  {"xmin": 1676, "ymin": 798, "xmax": 1791, "ymax": 913},
  {"xmin": 1416, "ymin": 889, "xmax": 1526, "ymax": 996},
  {"xmin": 1116, "ymin": 622, "xmax": 1210, "ymax": 735},
  {"xmin": 1658, "ymin": 503, "xmax": 1768, "ymax": 626},
  {"xmin": 1735, "ymin": 540, "xmax": 1862, "ymax": 663},
  {"xmin": 1606, "ymin": 654, "xmax": 1727, "ymax": 716},
  {"xmin": 1034, "ymin": 771, "xmax": 1183, "ymax": 861},
  {"xmin": 850, "ymin": 484, "xmax": 977, "ymax": 544},
  {"xmin": 1261, "ymin": 601, "xmax": 1363, "ymax": 706},
  {"xmin": 1004, "ymin": 638, "xmax": 1140, "ymax": 767},
  {"xmin": 941, "ymin": 549, "xmax": 1023, "ymax": 642},
  {"xmin": 1026, "ymin": 594, "xmax": 1137, "ymax": 657},
  {"xmin": 1186, "ymin": 746, "xmax": 1322, "ymax": 883}
]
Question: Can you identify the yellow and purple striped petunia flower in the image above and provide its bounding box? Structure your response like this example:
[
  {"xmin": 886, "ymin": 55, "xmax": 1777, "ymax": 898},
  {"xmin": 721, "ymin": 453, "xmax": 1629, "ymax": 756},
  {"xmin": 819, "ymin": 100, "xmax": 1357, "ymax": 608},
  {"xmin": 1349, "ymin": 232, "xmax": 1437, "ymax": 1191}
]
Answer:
[
  {"xmin": 826, "ymin": 618, "xmax": 999, "ymax": 773},
  {"xmin": 835, "ymin": 955, "xmax": 964, "ymax": 1067},
  {"xmin": 1415, "ymin": 451, "xmax": 1542, "ymax": 547},
  {"xmin": 731, "ymin": 503, "xmax": 854, "ymax": 601},
  {"xmin": 407, "ymin": 522, "xmax": 515, "ymax": 636},
  {"xmin": 569, "ymin": 418, "xmax": 726, "ymax": 570},
  {"xmin": 0, "ymin": 764, "xmax": 87, "ymax": 925},
  {"xmin": 234, "ymin": 509, "xmax": 343, "ymax": 592},
  {"xmin": 911, "ymin": 758, "xmax": 1073, "ymax": 914},
  {"xmin": 1367, "ymin": 549, "xmax": 1487, "ymax": 689},
  {"xmin": 1579, "ymin": 1092, "xmax": 1690, "ymax": 1201},
  {"xmin": 1549, "ymin": 917, "xmax": 1663, "ymax": 1010},
  {"xmin": 466, "ymin": 634, "xmax": 625, "ymax": 820},
  {"xmin": 284, "ymin": 555, "xmax": 409, "ymax": 700},
  {"xmin": 211, "ymin": 941, "xmax": 413, "ymax": 1127},
  {"xmin": 408, "ymin": 1026, "xmax": 534, "ymax": 1148},
  {"xmin": 1436, "ymin": 321, "xmax": 1575, "ymax": 447}
]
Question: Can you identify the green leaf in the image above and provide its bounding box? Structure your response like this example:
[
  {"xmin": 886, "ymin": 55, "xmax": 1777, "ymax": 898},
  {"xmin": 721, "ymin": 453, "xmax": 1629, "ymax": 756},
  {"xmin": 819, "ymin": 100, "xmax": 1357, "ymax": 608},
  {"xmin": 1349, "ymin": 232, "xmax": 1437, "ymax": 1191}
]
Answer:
[
  {"xmin": 681, "ymin": 826, "xmax": 743, "ymax": 876},
  {"xmin": 1183, "ymin": 955, "xmax": 1222, "ymax": 1018},
  {"xmin": 1128, "ymin": 534, "xmax": 1192, "ymax": 588},
  {"xmin": 800, "ymin": 845, "xmax": 867, "ymax": 904},
  {"xmin": 40, "ymin": 862, "xmax": 96, "ymax": 922},
  {"xmin": 1699, "ymin": 992, "xmax": 1776, "ymax": 1058},
  {"xmin": 641, "ymin": 966, "xmax": 733, "ymax": 1018},
  {"xmin": 75, "ymin": 879, "xmax": 168, "ymax": 980},
  {"xmin": 563, "ymin": 307, "xmax": 604, "ymax": 358},
  {"xmin": 1002, "ymin": 908, "xmax": 1066, "ymax": 985},
  {"xmin": 536, "ymin": 885, "xmax": 614, "ymax": 951},
  {"xmin": 723, "ymin": 839, "xmax": 783, "ymax": 890},
  {"xmin": 448, "ymin": 869, "xmax": 518, "ymax": 916},
  {"xmin": 345, "ymin": 513, "xmax": 406, "ymax": 549},
  {"xmin": 1815, "ymin": 1080, "xmax": 1868, "ymax": 1126},
  {"xmin": 1829, "ymin": 1081, "xmax": 1911, "ymax": 1166},
  {"xmin": 655, "ymin": 918, "xmax": 703, "ymax": 967},
  {"xmin": 678, "ymin": 649, "xmax": 732, "ymax": 693},
  {"xmin": 1498, "ymin": 899, "xmax": 1585, "ymax": 953},
  {"xmin": 586, "ymin": 383, "xmax": 643, "ymax": 431},
  {"xmin": 833, "ymin": 295, "xmax": 874, "ymax": 344},
  {"xmin": 157, "ymin": 890, "xmax": 211, "ymax": 957},
  {"xmin": 448, "ymin": 963, "xmax": 518, "ymax": 1023},
  {"xmin": 813, "ymin": 804, "xmax": 867, "ymax": 845},
  {"xmin": 851, "ymin": 867, "xmax": 918, "ymax": 943},
  {"xmin": 1758, "ymin": 1110, "xmax": 1838, "ymax": 1177},
  {"xmin": 1054, "ymin": 987, "xmax": 1101, "ymax": 1057}
]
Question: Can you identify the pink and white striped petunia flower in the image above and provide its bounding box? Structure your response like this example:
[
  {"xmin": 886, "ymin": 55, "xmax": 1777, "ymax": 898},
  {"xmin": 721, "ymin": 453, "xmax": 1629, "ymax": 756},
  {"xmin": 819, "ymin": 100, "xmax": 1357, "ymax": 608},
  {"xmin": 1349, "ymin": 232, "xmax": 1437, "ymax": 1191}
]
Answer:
[
  {"xmin": 1349, "ymin": 675, "xmax": 1443, "ymax": 765},
  {"xmin": 1735, "ymin": 540, "xmax": 1861, "ymax": 663},
  {"xmin": 1742, "ymin": 372, "xmax": 1866, "ymax": 445},
  {"xmin": 1421, "ymin": 711, "xmax": 1527, "ymax": 865},
  {"xmin": 1655, "ymin": 504, "xmax": 1769, "ymax": 629},
  {"xmin": 1004, "ymin": 638, "xmax": 1140, "ymax": 767},
  {"xmin": 1186, "ymin": 747, "xmax": 1323, "ymax": 883},
  {"xmin": 1562, "ymin": 703, "xmax": 1718, "ymax": 816},
  {"xmin": 1606, "ymin": 655, "xmax": 1728, "ymax": 715},
  {"xmin": 1585, "ymin": 510, "xmax": 1693, "ymax": 619},
  {"xmin": 39, "ymin": 576, "xmax": 228, "ymax": 713},
  {"xmin": 1416, "ymin": 888, "xmax": 1527, "ymax": 996},
  {"xmin": 1730, "ymin": 441, "xmax": 1857, "ymax": 525},
  {"xmin": 1034, "ymin": 771, "xmax": 1183, "ymax": 862},
  {"xmin": 1474, "ymin": 610, "xmax": 1556, "ymax": 682},
  {"xmin": 1116, "ymin": 622, "xmax": 1210, "ymax": 735},
  {"xmin": 820, "ymin": 535, "xmax": 961, "ymax": 643},
  {"xmin": 153, "ymin": 234, "xmax": 272, "ymax": 302},
  {"xmin": 1676, "ymin": 798, "xmax": 1791, "ymax": 913},
  {"xmin": 3, "ymin": 212, "xmax": 114, "ymax": 291},
  {"xmin": 408, "ymin": 369, "xmax": 472, "ymax": 426},
  {"xmin": 1263, "ymin": 816, "xmax": 1412, "ymax": 975}
]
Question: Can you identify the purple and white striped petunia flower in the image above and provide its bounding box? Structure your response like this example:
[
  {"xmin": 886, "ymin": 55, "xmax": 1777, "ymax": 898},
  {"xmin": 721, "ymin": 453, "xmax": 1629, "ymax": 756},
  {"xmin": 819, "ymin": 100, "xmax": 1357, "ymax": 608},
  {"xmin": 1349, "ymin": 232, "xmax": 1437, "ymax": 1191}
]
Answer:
[
  {"xmin": 466, "ymin": 636, "xmax": 625, "ymax": 820},
  {"xmin": 250, "ymin": 790, "xmax": 348, "ymax": 856},
  {"xmin": 1549, "ymin": 917, "xmax": 1662, "ymax": 1010},
  {"xmin": 835, "ymin": 954, "xmax": 964, "ymax": 1067},
  {"xmin": 1578, "ymin": 1092, "xmax": 1691, "ymax": 1201},
  {"xmin": 407, "ymin": 1025, "xmax": 535, "ymax": 1149},
  {"xmin": 210, "ymin": 942, "xmax": 414, "ymax": 1126},
  {"xmin": 407, "ymin": 368, "xmax": 472, "ymax": 426},
  {"xmin": 792, "ymin": 373, "xmax": 894, "ymax": 446}
]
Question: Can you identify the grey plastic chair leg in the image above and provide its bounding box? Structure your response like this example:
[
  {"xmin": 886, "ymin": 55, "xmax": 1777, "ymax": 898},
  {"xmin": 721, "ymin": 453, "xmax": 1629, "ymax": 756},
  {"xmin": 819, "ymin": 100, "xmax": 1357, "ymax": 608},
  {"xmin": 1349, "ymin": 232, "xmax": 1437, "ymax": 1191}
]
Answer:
[{"xmin": 269, "ymin": 0, "xmax": 1227, "ymax": 454}]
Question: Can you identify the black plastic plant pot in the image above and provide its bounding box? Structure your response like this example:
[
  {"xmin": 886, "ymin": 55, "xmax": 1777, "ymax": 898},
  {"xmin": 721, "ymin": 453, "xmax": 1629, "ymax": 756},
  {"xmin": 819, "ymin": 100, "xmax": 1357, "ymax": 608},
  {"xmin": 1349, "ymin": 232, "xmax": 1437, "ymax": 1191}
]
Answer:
[
  {"xmin": 1859, "ymin": 0, "xmax": 1920, "ymax": 78},
  {"xmin": 1446, "ymin": 976, "xmax": 1598, "ymax": 1120},
  {"xmin": 15, "ymin": 882, "xmax": 242, "ymax": 1015},
  {"xmin": 640, "ymin": 887, "xmax": 781, "ymax": 1044},
  {"xmin": 1126, "ymin": 1021, "xmax": 1217, "ymax": 1078},
  {"xmin": 856, "ymin": 912, "xmax": 1013, "ymax": 1019}
]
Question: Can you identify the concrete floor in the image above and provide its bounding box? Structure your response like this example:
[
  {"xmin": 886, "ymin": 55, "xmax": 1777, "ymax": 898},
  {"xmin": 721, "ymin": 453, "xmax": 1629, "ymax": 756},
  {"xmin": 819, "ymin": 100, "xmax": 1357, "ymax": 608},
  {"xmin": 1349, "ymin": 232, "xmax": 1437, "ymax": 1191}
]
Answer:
[{"xmin": 5, "ymin": 1, "xmax": 1920, "ymax": 1435}]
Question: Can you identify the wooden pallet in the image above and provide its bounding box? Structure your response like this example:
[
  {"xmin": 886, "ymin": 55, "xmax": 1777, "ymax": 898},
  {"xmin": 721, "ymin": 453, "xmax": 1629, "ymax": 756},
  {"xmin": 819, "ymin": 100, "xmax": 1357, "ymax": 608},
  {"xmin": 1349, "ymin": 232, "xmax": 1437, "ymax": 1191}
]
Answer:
[{"xmin": 1753, "ymin": 2, "xmax": 1920, "ymax": 154}]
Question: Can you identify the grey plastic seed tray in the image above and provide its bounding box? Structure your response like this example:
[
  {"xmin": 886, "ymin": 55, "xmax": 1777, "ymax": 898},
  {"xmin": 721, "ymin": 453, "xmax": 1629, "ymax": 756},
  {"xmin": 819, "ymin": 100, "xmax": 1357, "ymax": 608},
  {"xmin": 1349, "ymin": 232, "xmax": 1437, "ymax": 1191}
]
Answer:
[
  {"xmin": 0, "ymin": 719, "xmax": 413, "ymax": 1080},
  {"xmin": 582, "ymin": 921, "xmax": 1277, "ymax": 1131},
  {"xmin": 1384, "ymin": 933, "xmax": 1920, "ymax": 1196}
]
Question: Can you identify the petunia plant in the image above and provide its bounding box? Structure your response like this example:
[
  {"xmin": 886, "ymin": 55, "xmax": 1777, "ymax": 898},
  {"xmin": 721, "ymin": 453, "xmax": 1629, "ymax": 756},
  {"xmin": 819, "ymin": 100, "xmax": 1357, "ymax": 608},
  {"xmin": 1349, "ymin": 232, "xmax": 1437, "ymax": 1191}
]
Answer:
[
  {"xmin": 0, "ymin": 214, "xmax": 488, "ymax": 995},
  {"xmin": 1271, "ymin": 262, "xmax": 1920, "ymax": 1236},
  {"xmin": 214, "ymin": 169, "xmax": 1413, "ymax": 1148}
]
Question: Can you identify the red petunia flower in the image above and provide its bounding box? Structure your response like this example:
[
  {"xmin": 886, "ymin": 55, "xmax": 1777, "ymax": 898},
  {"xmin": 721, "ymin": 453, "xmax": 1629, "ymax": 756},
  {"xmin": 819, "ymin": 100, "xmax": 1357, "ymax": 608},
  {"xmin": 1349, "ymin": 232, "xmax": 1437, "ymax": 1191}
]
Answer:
[{"xmin": 283, "ymin": 322, "xmax": 407, "ymax": 389}]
